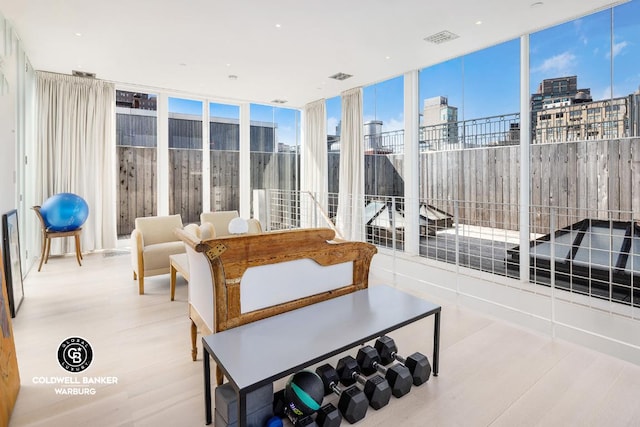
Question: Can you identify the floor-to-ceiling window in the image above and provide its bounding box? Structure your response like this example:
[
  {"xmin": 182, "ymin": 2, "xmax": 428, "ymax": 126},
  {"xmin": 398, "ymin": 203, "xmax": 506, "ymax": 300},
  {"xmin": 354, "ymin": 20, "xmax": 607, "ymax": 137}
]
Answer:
[
  {"xmin": 526, "ymin": 0, "xmax": 640, "ymax": 308},
  {"xmin": 326, "ymin": 95, "xmax": 342, "ymax": 221},
  {"xmin": 115, "ymin": 90, "xmax": 158, "ymax": 237},
  {"xmin": 362, "ymin": 76, "xmax": 405, "ymax": 249},
  {"xmin": 418, "ymin": 39, "xmax": 520, "ymax": 273},
  {"xmin": 168, "ymin": 97, "xmax": 203, "ymax": 224},
  {"xmin": 209, "ymin": 102, "xmax": 240, "ymax": 212},
  {"xmin": 249, "ymin": 104, "xmax": 300, "ymax": 229}
]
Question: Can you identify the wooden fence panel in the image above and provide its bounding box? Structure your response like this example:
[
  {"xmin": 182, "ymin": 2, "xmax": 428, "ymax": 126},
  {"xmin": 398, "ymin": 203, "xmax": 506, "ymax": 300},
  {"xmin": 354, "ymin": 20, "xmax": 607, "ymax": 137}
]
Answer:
[{"xmin": 118, "ymin": 139, "xmax": 640, "ymax": 237}]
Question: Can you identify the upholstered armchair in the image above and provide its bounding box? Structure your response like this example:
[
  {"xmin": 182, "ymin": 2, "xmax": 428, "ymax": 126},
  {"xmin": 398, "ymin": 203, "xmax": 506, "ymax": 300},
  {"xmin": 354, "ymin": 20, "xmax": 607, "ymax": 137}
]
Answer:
[
  {"xmin": 200, "ymin": 211, "xmax": 239, "ymax": 237},
  {"xmin": 131, "ymin": 214, "xmax": 185, "ymax": 295}
]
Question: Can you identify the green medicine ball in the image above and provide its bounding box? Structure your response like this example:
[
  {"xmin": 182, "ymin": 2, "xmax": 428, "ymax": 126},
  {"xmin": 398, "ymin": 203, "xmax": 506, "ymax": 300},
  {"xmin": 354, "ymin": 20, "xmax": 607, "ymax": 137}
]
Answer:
[{"xmin": 284, "ymin": 370, "xmax": 324, "ymax": 416}]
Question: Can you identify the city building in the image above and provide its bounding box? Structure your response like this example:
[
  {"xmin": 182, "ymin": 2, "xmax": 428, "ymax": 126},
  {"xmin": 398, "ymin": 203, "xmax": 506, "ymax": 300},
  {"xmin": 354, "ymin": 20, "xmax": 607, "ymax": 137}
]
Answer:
[{"xmin": 421, "ymin": 96, "xmax": 459, "ymax": 149}]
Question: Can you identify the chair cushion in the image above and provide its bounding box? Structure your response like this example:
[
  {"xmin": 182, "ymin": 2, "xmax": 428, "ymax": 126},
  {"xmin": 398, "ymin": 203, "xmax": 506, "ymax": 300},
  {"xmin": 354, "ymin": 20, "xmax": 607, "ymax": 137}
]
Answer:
[
  {"xmin": 200, "ymin": 211, "xmax": 239, "ymax": 237},
  {"xmin": 142, "ymin": 241, "xmax": 185, "ymax": 272},
  {"xmin": 135, "ymin": 214, "xmax": 183, "ymax": 246}
]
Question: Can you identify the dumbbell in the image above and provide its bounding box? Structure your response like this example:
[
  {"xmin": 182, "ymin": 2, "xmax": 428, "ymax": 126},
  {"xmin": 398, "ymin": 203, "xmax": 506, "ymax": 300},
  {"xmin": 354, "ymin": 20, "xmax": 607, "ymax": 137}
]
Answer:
[
  {"xmin": 356, "ymin": 345, "xmax": 412, "ymax": 398},
  {"xmin": 315, "ymin": 363, "xmax": 369, "ymax": 424},
  {"xmin": 271, "ymin": 389, "xmax": 340, "ymax": 427},
  {"xmin": 271, "ymin": 389, "xmax": 318, "ymax": 426},
  {"xmin": 375, "ymin": 336, "xmax": 431, "ymax": 386},
  {"xmin": 336, "ymin": 355, "xmax": 391, "ymax": 410}
]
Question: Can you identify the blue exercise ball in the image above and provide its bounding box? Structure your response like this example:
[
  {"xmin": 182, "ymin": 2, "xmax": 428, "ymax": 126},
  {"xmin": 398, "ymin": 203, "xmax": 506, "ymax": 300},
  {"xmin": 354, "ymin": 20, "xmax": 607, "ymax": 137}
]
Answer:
[{"xmin": 40, "ymin": 193, "xmax": 89, "ymax": 232}]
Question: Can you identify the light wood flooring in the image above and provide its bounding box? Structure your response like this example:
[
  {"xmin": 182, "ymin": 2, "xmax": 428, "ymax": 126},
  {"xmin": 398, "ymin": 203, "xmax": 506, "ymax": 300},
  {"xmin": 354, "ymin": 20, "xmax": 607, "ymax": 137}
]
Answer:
[{"xmin": 7, "ymin": 251, "xmax": 640, "ymax": 427}]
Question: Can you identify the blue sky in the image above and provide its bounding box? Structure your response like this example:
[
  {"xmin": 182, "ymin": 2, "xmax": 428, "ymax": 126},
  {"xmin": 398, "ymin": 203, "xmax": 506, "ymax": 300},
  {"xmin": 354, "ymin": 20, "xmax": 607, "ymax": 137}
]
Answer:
[
  {"xmin": 169, "ymin": 1, "xmax": 639, "ymax": 143},
  {"xmin": 168, "ymin": 98, "xmax": 300, "ymax": 146},
  {"xmin": 326, "ymin": 0, "xmax": 640, "ymax": 133}
]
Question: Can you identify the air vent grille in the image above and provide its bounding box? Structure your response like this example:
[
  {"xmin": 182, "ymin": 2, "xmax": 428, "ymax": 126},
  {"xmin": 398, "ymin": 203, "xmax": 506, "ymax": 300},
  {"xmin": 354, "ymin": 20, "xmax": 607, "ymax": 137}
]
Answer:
[
  {"xmin": 329, "ymin": 72, "xmax": 353, "ymax": 81},
  {"xmin": 72, "ymin": 70, "xmax": 96, "ymax": 78},
  {"xmin": 423, "ymin": 30, "xmax": 459, "ymax": 44}
]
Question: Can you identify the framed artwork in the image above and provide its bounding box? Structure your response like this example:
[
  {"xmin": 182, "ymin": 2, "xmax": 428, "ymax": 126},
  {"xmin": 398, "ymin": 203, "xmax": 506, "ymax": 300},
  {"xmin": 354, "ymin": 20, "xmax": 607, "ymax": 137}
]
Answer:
[
  {"xmin": 1, "ymin": 245, "xmax": 21, "ymax": 425},
  {"xmin": 2, "ymin": 210, "xmax": 24, "ymax": 318}
]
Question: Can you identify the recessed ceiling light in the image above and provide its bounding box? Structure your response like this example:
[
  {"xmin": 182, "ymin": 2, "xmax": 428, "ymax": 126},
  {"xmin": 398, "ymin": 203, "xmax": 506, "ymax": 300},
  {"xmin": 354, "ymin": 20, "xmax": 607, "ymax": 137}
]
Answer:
[
  {"xmin": 228, "ymin": 75, "xmax": 238, "ymax": 80},
  {"xmin": 475, "ymin": 20, "xmax": 483, "ymax": 25},
  {"xmin": 226, "ymin": 63, "xmax": 231, "ymax": 67},
  {"xmin": 75, "ymin": 32, "xmax": 82, "ymax": 37},
  {"xmin": 179, "ymin": 63, "xmax": 187, "ymax": 67},
  {"xmin": 531, "ymin": 1, "xmax": 544, "ymax": 7},
  {"xmin": 385, "ymin": 56, "xmax": 391, "ymax": 60},
  {"xmin": 275, "ymin": 24, "xmax": 281, "ymax": 28},
  {"xmin": 272, "ymin": 99, "xmax": 287, "ymax": 104}
]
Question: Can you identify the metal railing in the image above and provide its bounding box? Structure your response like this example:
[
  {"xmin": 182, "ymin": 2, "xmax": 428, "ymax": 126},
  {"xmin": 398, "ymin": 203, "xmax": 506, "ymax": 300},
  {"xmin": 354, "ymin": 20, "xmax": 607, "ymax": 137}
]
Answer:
[
  {"xmin": 258, "ymin": 190, "xmax": 640, "ymax": 311},
  {"xmin": 420, "ymin": 113, "xmax": 521, "ymax": 151}
]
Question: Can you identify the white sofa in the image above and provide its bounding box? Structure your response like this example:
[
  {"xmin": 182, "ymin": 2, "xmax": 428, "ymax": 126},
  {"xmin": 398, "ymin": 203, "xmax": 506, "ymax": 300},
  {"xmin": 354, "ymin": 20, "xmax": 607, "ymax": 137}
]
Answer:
[{"xmin": 131, "ymin": 214, "xmax": 185, "ymax": 295}]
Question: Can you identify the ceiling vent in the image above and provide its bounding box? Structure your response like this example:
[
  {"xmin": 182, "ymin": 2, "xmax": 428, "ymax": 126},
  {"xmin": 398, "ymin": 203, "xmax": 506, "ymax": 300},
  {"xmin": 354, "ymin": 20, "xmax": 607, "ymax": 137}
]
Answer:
[
  {"xmin": 329, "ymin": 72, "xmax": 353, "ymax": 81},
  {"xmin": 271, "ymin": 99, "xmax": 287, "ymax": 104},
  {"xmin": 72, "ymin": 70, "xmax": 96, "ymax": 78},
  {"xmin": 423, "ymin": 30, "xmax": 459, "ymax": 44}
]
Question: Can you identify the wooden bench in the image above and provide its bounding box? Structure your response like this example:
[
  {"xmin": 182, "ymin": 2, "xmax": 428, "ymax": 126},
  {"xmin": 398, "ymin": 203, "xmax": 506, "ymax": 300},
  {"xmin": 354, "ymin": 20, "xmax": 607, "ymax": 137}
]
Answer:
[{"xmin": 175, "ymin": 227, "xmax": 377, "ymax": 384}]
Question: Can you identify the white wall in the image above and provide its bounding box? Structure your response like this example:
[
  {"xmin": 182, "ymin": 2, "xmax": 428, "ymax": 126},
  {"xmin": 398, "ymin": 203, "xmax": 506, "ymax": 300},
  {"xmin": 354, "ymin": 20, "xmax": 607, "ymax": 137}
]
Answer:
[
  {"xmin": 0, "ymin": 14, "xmax": 18, "ymax": 217},
  {"xmin": 370, "ymin": 250, "xmax": 640, "ymax": 366}
]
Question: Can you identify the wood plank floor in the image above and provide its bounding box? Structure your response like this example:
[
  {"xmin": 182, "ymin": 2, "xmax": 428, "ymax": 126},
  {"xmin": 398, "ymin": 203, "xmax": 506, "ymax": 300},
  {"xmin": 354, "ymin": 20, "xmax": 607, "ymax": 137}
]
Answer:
[{"xmin": 7, "ymin": 251, "xmax": 640, "ymax": 427}]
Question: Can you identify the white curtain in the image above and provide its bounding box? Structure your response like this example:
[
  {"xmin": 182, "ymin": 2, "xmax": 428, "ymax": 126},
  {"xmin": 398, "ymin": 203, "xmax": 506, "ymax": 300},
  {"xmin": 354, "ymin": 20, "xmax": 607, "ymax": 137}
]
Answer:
[
  {"xmin": 336, "ymin": 87, "xmax": 364, "ymax": 241},
  {"xmin": 35, "ymin": 72, "xmax": 117, "ymax": 253},
  {"xmin": 301, "ymin": 99, "xmax": 328, "ymax": 229}
]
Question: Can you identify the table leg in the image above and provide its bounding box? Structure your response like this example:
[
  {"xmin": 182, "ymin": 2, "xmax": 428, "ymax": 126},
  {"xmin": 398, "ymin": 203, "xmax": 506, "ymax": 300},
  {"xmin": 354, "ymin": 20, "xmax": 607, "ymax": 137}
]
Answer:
[
  {"xmin": 203, "ymin": 344, "xmax": 212, "ymax": 425},
  {"xmin": 238, "ymin": 390, "xmax": 247, "ymax": 427},
  {"xmin": 433, "ymin": 310, "xmax": 440, "ymax": 376}
]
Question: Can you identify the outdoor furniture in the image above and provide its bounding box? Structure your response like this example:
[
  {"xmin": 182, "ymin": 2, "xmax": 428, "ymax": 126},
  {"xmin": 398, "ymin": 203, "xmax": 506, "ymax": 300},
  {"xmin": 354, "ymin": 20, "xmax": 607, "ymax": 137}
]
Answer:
[{"xmin": 32, "ymin": 206, "xmax": 83, "ymax": 272}]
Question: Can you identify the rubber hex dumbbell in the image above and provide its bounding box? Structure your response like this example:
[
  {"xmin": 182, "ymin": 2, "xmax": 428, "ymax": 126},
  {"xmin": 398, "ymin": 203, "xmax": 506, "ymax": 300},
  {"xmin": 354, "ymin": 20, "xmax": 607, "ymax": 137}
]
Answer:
[
  {"xmin": 272, "ymin": 388, "xmax": 341, "ymax": 427},
  {"xmin": 356, "ymin": 345, "xmax": 412, "ymax": 398},
  {"xmin": 271, "ymin": 389, "xmax": 318, "ymax": 426},
  {"xmin": 375, "ymin": 336, "xmax": 431, "ymax": 386},
  {"xmin": 336, "ymin": 356, "xmax": 392, "ymax": 410},
  {"xmin": 315, "ymin": 403, "xmax": 342, "ymax": 427},
  {"xmin": 315, "ymin": 363, "xmax": 369, "ymax": 424}
]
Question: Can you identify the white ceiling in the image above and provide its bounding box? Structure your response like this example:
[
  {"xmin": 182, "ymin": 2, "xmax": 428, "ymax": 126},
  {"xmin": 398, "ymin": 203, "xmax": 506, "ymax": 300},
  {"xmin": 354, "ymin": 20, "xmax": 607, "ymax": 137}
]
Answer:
[{"xmin": 0, "ymin": 0, "xmax": 624, "ymax": 108}]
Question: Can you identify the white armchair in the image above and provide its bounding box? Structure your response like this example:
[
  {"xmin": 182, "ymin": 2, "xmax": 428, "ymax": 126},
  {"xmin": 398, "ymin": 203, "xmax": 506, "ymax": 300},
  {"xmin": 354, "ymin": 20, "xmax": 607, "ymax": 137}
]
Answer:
[
  {"xmin": 200, "ymin": 210, "xmax": 239, "ymax": 237},
  {"xmin": 131, "ymin": 214, "xmax": 185, "ymax": 295}
]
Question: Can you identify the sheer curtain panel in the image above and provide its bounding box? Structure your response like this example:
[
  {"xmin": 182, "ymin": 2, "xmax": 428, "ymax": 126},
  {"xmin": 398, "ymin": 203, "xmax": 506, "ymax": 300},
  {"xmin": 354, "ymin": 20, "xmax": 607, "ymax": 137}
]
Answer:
[
  {"xmin": 35, "ymin": 72, "xmax": 117, "ymax": 254},
  {"xmin": 336, "ymin": 87, "xmax": 364, "ymax": 241},
  {"xmin": 302, "ymin": 99, "xmax": 328, "ymax": 229}
]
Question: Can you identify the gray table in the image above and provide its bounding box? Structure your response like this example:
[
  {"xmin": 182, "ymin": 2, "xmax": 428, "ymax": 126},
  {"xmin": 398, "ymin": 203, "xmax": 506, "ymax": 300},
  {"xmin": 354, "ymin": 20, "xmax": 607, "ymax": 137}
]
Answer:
[{"xmin": 202, "ymin": 285, "xmax": 441, "ymax": 425}]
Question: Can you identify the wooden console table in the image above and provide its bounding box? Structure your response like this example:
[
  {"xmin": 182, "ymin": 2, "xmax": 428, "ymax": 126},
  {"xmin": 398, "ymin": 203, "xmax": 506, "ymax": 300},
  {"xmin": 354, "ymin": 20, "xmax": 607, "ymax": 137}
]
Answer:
[{"xmin": 201, "ymin": 285, "xmax": 441, "ymax": 425}]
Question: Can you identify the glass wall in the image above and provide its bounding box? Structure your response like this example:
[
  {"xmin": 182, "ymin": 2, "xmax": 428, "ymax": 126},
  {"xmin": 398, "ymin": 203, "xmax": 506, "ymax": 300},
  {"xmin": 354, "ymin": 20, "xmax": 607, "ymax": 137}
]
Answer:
[
  {"xmin": 209, "ymin": 102, "xmax": 240, "ymax": 212},
  {"xmin": 362, "ymin": 76, "xmax": 405, "ymax": 249},
  {"xmin": 417, "ymin": 39, "xmax": 520, "ymax": 274},
  {"xmin": 326, "ymin": 96, "xmax": 341, "ymax": 221},
  {"xmin": 115, "ymin": 90, "xmax": 158, "ymax": 237},
  {"xmin": 168, "ymin": 97, "xmax": 203, "ymax": 224},
  {"xmin": 250, "ymin": 104, "xmax": 300, "ymax": 229}
]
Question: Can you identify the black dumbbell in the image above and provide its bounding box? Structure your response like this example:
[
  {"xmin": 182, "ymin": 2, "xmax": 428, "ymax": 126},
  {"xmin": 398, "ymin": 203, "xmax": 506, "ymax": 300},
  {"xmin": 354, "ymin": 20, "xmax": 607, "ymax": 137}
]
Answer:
[
  {"xmin": 375, "ymin": 336, "xmax": 431, "ymax": 386},
  {"xmin": 272, "ymin": 389, "xmax": 318, "ymax": 426},
  {"xmin": 315, "ymin": 363, "xmax": 369, "ymax": 424},
  {"xmin": 336, "ymin": 356, "xmax": 391, "ymax": 410},
  {"xmin": 315, "ymin": 403, "xmax": 342, "ymax": 427},
  {"xmin": 356, "ymin": 345, "xmax": 412, "ymax": 398}
]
